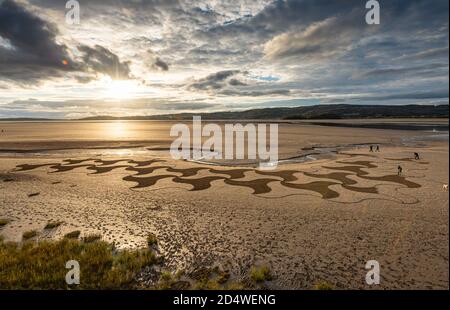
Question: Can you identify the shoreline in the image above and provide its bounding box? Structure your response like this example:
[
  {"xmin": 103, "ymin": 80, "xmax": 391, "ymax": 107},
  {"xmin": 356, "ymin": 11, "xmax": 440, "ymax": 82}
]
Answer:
[{"xmin": 1, "ymin": 131, "xmax": 447, "ymax": 168}]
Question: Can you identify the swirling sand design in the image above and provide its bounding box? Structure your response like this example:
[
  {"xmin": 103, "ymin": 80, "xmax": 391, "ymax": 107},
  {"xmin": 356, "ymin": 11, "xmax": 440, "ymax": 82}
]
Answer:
[{"xmin": 13, "ymin": 155, "xmax": 425, "ymax": 202}]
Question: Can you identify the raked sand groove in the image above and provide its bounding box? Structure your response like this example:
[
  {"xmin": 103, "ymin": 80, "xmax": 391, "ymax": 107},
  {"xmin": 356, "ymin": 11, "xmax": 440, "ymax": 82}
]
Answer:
[{"xmin": 13, "ymin": 155, "xmax": 423, "ymax": 202}]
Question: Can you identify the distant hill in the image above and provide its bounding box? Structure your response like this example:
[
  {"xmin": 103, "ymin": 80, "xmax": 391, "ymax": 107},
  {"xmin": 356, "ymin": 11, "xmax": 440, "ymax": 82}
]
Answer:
[
  {"xmin": 0, "ymin": 104, "xmax": 448, "ymax": 121},
  {"xmin": 80, "ymin": 104, "xmax": 449, "ymax": 121},
  {"xmin": 0, "ymin": 118, "xmax": 53, "ymax": 121}
]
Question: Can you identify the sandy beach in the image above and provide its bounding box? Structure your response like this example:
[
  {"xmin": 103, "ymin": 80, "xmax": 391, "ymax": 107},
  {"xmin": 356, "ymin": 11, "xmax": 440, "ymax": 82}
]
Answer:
[{"xmin": 0, "ymin": 120, "xmax": 448, "ymax": 289}]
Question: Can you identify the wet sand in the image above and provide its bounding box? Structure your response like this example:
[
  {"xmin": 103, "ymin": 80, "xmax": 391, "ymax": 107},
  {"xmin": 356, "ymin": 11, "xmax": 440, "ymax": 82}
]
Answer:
[{"xmin": 0, "ymin": 121, "xmax": 448, "ymax": 289}]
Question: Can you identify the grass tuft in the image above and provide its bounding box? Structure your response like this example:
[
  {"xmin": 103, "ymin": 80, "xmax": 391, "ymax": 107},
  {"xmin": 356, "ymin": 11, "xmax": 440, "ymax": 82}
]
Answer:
[
  {"xmin": 44, "ymin": 221, "xmax": 62, "ymax": 230},
  {"xmin": 0, "ymin": 218, "xmax": 11, "ymax": 227},
  {"xmin": 314, "ymin": 281, "xmax": 334, "ymax": 290},
  {"xmin": 64, "ymin": 230, "xmax": 81, "ymax": 239},
  {"xmin": 250, "ymin": 266, "xmax": 272, "ymax": 283},
  {"xmin": 158, "ymin": 271, "xmax": 174, "ymax": 290},
  {"xmin": 22, "ymin": 230, "xmax": 38, "ymax": 240},
  {"xmin": 146, "ymin": 233, "xmax": 158, "ymax": 247},
  {"xmin": 82, "ymin": 234, "xmax": 102, "ymax": 243}
]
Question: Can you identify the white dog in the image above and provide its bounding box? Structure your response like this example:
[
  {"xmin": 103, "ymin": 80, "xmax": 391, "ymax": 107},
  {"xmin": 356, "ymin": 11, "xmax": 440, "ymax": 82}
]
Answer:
[{"xmin": 443, "ymin": 184, "xmax": 449, "ymax": 191}]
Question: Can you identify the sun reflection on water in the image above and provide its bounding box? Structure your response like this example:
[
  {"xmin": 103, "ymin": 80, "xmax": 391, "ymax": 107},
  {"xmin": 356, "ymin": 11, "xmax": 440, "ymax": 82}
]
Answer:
[{"xmin": 108, "ymin": 122, "xmax": 128, "ymax": 138}]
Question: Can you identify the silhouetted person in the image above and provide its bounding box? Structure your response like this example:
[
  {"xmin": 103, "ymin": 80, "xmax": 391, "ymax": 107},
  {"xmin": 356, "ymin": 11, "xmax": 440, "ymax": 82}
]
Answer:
[
  {"xmin": 414, "ymin": 152, "xmax": 420, "ymax": 160},
  {"xmin": 398, "ymin": 165, "xmax": 403, "ymax": 176},
  {"xmin": 369, "ymin": 145, "xmax": 373, "ymax": 152},
  {"xmin": 376, "ymin": 145, "xmax": 380, "ymax": 152}
]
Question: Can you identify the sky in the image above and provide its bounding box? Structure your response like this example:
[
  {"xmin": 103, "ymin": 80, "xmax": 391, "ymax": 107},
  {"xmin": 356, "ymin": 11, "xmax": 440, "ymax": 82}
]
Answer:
[{"xmin": 0, "ymin": 0, "xmax": 448, "ymax": 119}]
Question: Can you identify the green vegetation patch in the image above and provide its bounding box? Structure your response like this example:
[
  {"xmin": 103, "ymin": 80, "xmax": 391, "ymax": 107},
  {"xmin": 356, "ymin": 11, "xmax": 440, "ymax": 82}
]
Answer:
[
  {"xmin": 250, "ymin": 266, "xmax": 273, "ymax": 283},
  {"xmin": 64, "ymin": 230, "xmax": 81, "ymax": 239},
  {"xmin": 0, "ymin": 237, "xmax": 156, "ymax": 289},
  {"xmin": 22, "ymin": 230, "xmax": 38, "ymax": 240},
  {"xmin": 314, "ymin": 281, "xmax": 334, "ymax": 290},
  {"xmin": 0, "ymin": 219, "xmax": 11, "ymax": 227},
  {"xmin": 146, "ymin": 233, "xmax": 158, "ymax": 247},
  {"xmin": 44, "ymin": 221, "xmax": 63, "ymax": 230},
  {"xmin": 81, "ymin": 234, "xmax": 102, "ymax": 243}
]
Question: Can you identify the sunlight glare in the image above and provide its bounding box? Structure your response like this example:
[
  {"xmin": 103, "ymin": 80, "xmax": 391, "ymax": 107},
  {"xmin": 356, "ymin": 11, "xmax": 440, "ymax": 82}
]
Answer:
[
  {"xmin": 103, "ymin": 79, "xmax": 140, "ymax": 99},
  {"xmin": 108, "ymin": 122, "xmax": 128, "ymax": 138}
]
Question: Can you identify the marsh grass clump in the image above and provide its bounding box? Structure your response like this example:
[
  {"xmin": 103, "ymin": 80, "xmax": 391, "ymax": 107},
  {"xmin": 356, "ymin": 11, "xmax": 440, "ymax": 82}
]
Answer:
[
  {"xmin": 156, "ymin": 271, "xmax": 191, "ymax": 290},
  {"xmin": 82, "ymin": 234, "xmax": 102, "ymax": 243},
  {"xmin": 146, "ymin": 233, "xmax": 158, "ymax": 247},
  {"xmin": 64, "ymin": 230, "xmax": 81, "ymax": 239},
  {"xmin": 0, "ymin": 218, "xmax": 10, "ymax": 228},
  {"xmin": 22, "ymin": 230, "xmax": 38, "ymax": 240},
  {"xmin": 216, "ymin": 269, "xmax": 230, "ymax": 284},
  {"xmin": 44, "ymin": 221, "xmax": 62, "ymax": 230},
  {"xmin": 190, "ymin": 267, "xmax": 240, "ymax": 290},
  {"xmin": 250, "ymin": 266, "xmax": 273, "ymax": 283},
  {"xmin": 314, "ymin": 281, "xmax": 334, "ymax": 290},
  {"xmin": 158, "ymin": 271, "xmax": 175, "ymax": 290},
  {"xmin": 0, "ymin": 237, "xmax": 157, "ymax": 289}
]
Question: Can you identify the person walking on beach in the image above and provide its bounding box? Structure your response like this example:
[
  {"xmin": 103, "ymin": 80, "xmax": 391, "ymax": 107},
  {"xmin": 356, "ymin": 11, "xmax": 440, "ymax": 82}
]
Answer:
[
  {"xmin": 398, "ymin": 165, "xmax": 403, "ymax": 176},
  {"xmin": 370, "ymin": 145, "xmax": 373, "ymax": 152},
  {"xmin": 376, "ymin": 145, "xmax": 380, "ymax": 152},
  {"xmin": 414, "ymin": 152, "xmax": 420, "ymax": 160}
]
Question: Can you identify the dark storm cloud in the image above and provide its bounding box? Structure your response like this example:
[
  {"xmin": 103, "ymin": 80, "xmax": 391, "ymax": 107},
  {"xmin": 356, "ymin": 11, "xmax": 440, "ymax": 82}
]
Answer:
[
  {"xmin": 77, "ymin": 45, "xmax": 131, "ymax": 79},
  {"xmin": 0, "ymin": 0, "xmax": 73, "ymax": 82},
  {"xmin": 219, "ymin": 89, "xmax": 291, "ymax": 97},
  {"xmin": 153, "ymin": 58, "xmax": 169, "ymax": 71},
  {"xmin": 186, "ymin": 69, "xmax": 290, "ymax": 97},
  {"xmin": 0, "ymin": 0, "xmax": 67, "ymax": 63},
  {"xmin": 145, "ymin": 50, "xmax": 169, "ymax": 72},
  {"xmin": 229, "ymin": 79, "xmax": 247, "ymax": 86},
  {"xmin": 187, "ymin": 70, "xmax": 242, "ymax": 91},
  {"xmin": 0, "ymin": 0, "xmax": 132, "ymax": 83}
]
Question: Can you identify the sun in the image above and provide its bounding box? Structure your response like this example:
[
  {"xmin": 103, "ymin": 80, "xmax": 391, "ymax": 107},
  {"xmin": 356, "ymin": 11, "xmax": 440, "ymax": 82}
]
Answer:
[{"xmin": 103, "ymin": 79, "xmax": 140, "ymax": 99}]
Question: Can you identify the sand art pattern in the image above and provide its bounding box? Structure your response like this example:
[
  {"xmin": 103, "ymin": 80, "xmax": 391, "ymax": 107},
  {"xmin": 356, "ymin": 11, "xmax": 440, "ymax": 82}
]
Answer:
[{"xmin": 12, "ymin": 155, "xmax": 425, "ymax": 203}]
